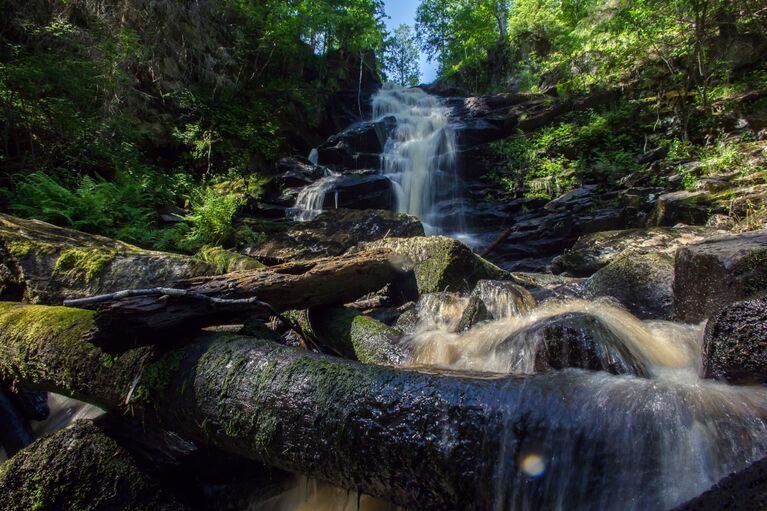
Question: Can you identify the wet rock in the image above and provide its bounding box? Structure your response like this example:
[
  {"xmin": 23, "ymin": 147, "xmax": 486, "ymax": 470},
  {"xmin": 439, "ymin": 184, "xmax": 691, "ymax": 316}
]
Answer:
[
  {"xmin": 0, "ymin": 420, "xmax": 189, "ymax": 510},
  {"xmin": 703, "ymin": 296, "xmax": 767, "ymax": 384},
  {"xmin": 317, "ymin": 118, "xmax": 395, "ymax": 168},
  {"xmin": 246, "ymin": 209, "xmax": 423, "ymax": 262},
  {"xmin": 364, "ymin": 236, "xmax": 511, "ymax": 294},
  {"xmin": 0, "ymin": 214, "xmax": 215, "ymax": 304},
  {"xmin": 456, "ymin": 280, "xmax": 536, "ymax": 331},
  {"xmin": 502, "ymin": 312, "xmax": 649, "ymax": 376},
  {"xmin": 273, "ymin": 157, "xmax": 328, "ymax": 189},
  {"xmin": 319, "ymin": 174, "xmax": 395, "ymax": 210},
  {"xmin": 308, "ymin": 307, "xmax": 407, "ymax": 365},
  {"xmin": 551, "ymin": 226, "xmax": 720, "ymax": 277},
  {"xmin": 586, "ymin": 252, "xmax": 675, "ymax": 320},
  {"xmin": 674, "ymin": 454, "xmax": 767, "ymax": 511},
  {"xmin": 674, "ymin": 229, "xmax": 767, "ymax": 323}
]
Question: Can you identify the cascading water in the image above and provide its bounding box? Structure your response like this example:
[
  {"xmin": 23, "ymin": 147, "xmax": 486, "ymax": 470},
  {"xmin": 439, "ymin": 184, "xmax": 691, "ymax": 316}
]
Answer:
[
  {"xmin": 288, "ymin": 170, "xmax": 341, "ymax": 222},
  {"xmin": 372, "ymin": 84, "xmax": 469, "ymax": 240}
]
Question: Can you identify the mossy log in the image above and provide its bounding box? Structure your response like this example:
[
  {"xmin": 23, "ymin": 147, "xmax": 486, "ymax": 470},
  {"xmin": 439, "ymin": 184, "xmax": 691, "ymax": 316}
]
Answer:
[
  {"xmin": 83, "ymin": 248, "xmax": 409, "ymax": 346},
  {"xmin": 0, "ymin": 420, "xmax": 190, "ymax": 511},
  {"xmin": 0, "ymin": 301, "xmax": 629, "ymax": 510}
]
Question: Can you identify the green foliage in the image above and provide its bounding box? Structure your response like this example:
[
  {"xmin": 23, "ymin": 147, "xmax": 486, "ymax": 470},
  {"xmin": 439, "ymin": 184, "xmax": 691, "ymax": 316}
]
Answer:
[
  {"xmin": 183, "ymin": 187, "xmax": 243, "ymax": 248},
  {"xmin": 7, "ymin": 172, "xmax": 154, "ymax": 237},
  {"xmin": 384, "ymin": 24, "xmax": 421, "ymax": 86}
]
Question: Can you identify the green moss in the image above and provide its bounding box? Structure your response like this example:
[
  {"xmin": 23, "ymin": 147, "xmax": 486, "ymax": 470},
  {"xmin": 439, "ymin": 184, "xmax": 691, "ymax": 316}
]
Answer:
[
  {"xmin": 195, "ymin": 245, "xmax": 265, "ymax": 273},
  {"xmin": 0, "ymin": 302, "xmax": 95, "ymax": 390},
  {"xmin": 53, "ymin": 247, "xmax": 116, "ymax": 281},
  {"xmin": 130, "ymin": 350, "xmax": 185, "ymax": 405},
  {"xmin": 7, "ymin": 242, "xmax": 32, "ymax": 259},
  {"xmin": 5, "ymin": 240, "xmax": 59, "ymax": 259}
]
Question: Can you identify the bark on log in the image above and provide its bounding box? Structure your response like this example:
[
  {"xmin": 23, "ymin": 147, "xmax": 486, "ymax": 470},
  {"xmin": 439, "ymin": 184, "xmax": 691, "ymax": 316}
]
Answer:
[
  {"xmin": 81, "ymin": 248, "xmax": 408, "ymax": 348},
  {"xmin": 0, "ymin": 301, "xmax": 698, "ymax": 510}
]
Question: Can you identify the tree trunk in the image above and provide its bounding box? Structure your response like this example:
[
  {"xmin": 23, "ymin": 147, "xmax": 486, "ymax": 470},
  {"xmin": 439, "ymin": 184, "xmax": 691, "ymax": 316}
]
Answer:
[
  {"xmin": 0, "ymin": 301, "xmax": 623, "ymax": 511},
  {"xmin": 79, "ymin": 248, "xmax": 408, "ymax": 348}
]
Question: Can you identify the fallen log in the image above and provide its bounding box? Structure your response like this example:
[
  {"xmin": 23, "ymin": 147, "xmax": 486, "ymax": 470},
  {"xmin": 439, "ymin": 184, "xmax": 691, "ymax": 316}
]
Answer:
[
  {"xmin": 1, "ymin": 302, "xmax": 762, "ymax": 510},
  {"xmin": 73, "ymin": 248, "xmax": 408, "ymax": 348}
]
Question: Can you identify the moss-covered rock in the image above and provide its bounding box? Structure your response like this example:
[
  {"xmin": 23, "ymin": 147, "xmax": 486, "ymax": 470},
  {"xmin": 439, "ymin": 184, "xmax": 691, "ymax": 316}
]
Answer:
[
  {"xmin": 0, "ymin": 420, "xmax": 188, "ymax": 511},
  {"xmin": 246, "ymin": 209, "xmax": 424, "ymax": 262},
  {"xmin": 551, "ymin": 226, "xmax": 720, "ymax": 277},
  {"xmin": 308, "ymin": 307, "xmax": 406, "ymax": 365},
  {"xmin": 195, "ymin": 245, "xmax": 265, "ymax": 273},
  {"xmin": 586, "ymin": 252, "xmax": 675, "ymax": 320},
  {"xmin": 0, "ymin": 214, "xmax": 215, "ymax": 304},
  {"xmin": 674, "ymin": 229, "xmax": 767, "ymax": 323},
  {"xmin": 364, "ymin": 236, "xmax": 511, "ymax": 294}
]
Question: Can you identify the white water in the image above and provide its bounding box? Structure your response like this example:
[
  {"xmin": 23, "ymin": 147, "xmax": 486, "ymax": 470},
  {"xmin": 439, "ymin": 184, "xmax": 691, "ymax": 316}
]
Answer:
[
  {"xmin": 288, "ymin": 169, "xmax": 340, "ymax": 221},
  {"xmin": 372, "ymin": 84, "xmax": 466, "ymax": 237}
]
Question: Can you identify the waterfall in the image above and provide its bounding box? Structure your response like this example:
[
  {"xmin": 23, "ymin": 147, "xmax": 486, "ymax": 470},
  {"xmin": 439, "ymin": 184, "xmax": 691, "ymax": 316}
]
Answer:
[{"xmin": 372, "ymin": 84, "xmax": 465, "ymax": 237}]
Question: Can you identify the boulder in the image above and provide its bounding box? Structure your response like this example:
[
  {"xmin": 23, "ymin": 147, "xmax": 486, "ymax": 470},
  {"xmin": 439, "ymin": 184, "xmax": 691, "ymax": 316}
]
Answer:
[
  {"xmin": 586, "ymin": 252, "xmax": 675, "ymax": 320},
  {"xmin": 674, "ymin": 230, "xmax": 767, "ymax": 323},
  {"xmin": 703, "ymin": 296, "xmax": 767, "ymax": 384},
  {"xmin": 501, "ymin": 312, "xmax": 649, "ymax": 376},
  {"xmin": 0, "ymin": 214, "xmax": 214, "ymax": 304},
  {"xmin": 551, "ymin": 226, "xmax": 720, "ymax": 277},
  {"xmin": 308, "ymin": 307, "xmax": 407, "ymax": 366},
  {"xmin": 246, "ymin": 209, "xmax": 423, "ymax": 262},
  {"xmin": 363, "ymin": 236, "xmax": 511, "ymax": 294},
  {"xmin": 0, "ymin": 420, "xmax": 188, "ymax": 511},
  {"xmin": 648, "ymin": 191, "xmax": 712, "ymax": 226}
]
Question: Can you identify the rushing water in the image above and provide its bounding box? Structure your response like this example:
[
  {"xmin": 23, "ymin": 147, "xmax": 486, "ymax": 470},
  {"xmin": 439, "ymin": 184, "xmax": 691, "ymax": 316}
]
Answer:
[
  {"xmin": 288, "ymin": 170, "xmax": 341, "ymax": 221},
  {"xmin": 372, "ymin": 84, "xmax": 466, "ymax": 238}
]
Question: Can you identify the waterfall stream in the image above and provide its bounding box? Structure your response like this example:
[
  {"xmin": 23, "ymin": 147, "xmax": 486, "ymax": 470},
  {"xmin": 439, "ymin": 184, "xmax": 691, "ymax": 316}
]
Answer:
[{"xmin": 372, "ymin": 84, "xmax": 465, "ymax": 238}]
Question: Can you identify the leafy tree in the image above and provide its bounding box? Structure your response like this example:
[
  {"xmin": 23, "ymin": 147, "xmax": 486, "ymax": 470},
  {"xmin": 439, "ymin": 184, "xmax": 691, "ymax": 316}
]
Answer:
[{"xmin": 384, "ymin": 24, "xmax": 421, "ymax": 86}]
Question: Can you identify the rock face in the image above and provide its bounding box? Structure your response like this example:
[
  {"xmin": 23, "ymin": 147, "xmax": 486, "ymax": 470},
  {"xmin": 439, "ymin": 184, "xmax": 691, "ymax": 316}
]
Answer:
[
  {"xmin": 586, "ymin": 252, "xmax": 675, "ymax": 320},
  {"xmin": 273, "ymin": 157, "xmax": 329, "ymax": 188},
  {"xmin": 674, "ymin": 229, "xmax": 767, "ymax": 323},
  {"xmin": 0, "ymin": 420, "xmax": 188, "ymax": 511},
  {"xmin": 552, "ymin": 226, "xmax": 719, "ymax": 277},
  {"xmin": 246, "ymin": 209, "xmax": 424, "ymax": 262},
  {"xmin": 0, "ymin": 214, "xmax": 214, "ymax": 304},
  {"xmin": 703, "ymin": 296, "xmax": 767, "ymax": 383},
  {"xmin": 364, "ymin": 236, "xmax": 511, "ymax": 294}
]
